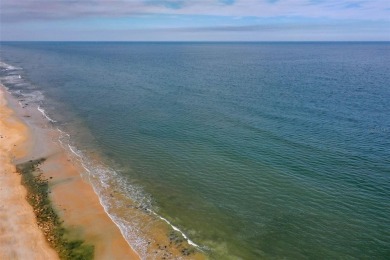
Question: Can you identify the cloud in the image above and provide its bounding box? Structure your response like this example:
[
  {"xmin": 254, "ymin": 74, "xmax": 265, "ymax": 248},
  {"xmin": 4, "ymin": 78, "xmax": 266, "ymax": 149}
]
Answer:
[
  {"xmin": 343, "ymin": 2, "xmax": 362, "ymax": 9},
  {"xmin": 164, "ymin": 19, "xmax": 390, "ymax": 33},
  {"xmin": 145, "ymin": 0, "xmax": 187, "ymax": 10},
  {"xmin": 5, "ymin": 21, "xmax": 388, "ymax": 41},
  {"xmin": 1, "ymin": 0, "xmax": 389, "ymax": 41},
  {"xmin": 1, "ymin": 0, "xmax": 147, "ymax": 22},
  {"xmin": 219, "ymin": 0, "xmax": 236, "ymax": 5},
  {"xmin": 1, "ymin": 0, "xmax": 390, "ymax": 23}
]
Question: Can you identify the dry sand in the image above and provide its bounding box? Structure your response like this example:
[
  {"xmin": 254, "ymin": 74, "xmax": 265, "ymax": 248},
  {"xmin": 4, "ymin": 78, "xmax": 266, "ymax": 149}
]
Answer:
[
  {"xmin": 1, "ymin": 84, "xmax": 206, "ymax": 259},
  {"xmin": 0, "ymin": 86, "xmax": 140, "ymax": 259},
  {"xmin": 0, "ymin": 87, "xmax": 59, "ymax": 259}
]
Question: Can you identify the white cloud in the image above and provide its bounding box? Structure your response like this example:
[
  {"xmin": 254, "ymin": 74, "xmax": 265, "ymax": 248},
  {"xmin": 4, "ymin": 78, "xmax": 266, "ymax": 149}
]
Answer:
[
  {"xmin": 1, "ymin": 0, "xmax": 389, "ymax": 40},
  {"xmin": 1, "ymin": 0, "xmax": 389, "ymax": 22}
]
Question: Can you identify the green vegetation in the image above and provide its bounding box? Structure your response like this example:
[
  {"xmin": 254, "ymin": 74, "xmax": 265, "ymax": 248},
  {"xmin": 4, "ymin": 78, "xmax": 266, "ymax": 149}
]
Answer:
[{"xmin": 16, "ymin": 158, "xmax": 94, "ymax": 260}]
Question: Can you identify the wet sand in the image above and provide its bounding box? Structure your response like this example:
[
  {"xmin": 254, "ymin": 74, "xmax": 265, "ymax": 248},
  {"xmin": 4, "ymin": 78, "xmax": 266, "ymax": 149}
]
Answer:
[
  {"xmin": 0, "ymin": 87, "xmax": 58, "ymax": 259},
  {"xmin": 0, "ymin": 85, "xmax": 140, "ymax": 259},
  {"xmin": 1, "ymin": 83, "xmax": 206, "ymax": 259}
]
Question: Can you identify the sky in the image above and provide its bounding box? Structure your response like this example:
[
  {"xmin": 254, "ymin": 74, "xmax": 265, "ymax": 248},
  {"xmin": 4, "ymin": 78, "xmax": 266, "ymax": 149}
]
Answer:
[{"xmin": 1, "ymin": 0, "xmax": 389, "ymax": 41}]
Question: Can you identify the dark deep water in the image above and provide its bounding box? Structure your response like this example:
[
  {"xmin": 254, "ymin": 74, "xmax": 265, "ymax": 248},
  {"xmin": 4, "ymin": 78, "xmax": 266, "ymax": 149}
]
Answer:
[{"xmin": 1, "ymin": 42, "xmax": 389, "ymax": 259}]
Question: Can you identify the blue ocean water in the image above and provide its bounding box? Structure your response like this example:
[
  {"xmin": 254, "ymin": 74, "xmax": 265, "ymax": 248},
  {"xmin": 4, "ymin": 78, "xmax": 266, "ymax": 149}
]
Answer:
[{"xmin": 1, "ymin": 42, "xmax": 389, "ymax": 259}]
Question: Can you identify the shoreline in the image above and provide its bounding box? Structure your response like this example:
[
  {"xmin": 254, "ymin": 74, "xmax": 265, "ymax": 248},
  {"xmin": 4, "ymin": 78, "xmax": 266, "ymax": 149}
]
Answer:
[
  {"xmin": 0, "ymin": 85, "xmax": 141, "ymax": 259},
  {"xmin": 16, "ymin": 158, "xmax": 95, "ymax": 259},
  {"xmin": 0, "ymin": 82, "xmax": 206, "ymax": 259},
  {"xmin": 0, "ymin": 87, "xmax": 59, "ymax": 259}
]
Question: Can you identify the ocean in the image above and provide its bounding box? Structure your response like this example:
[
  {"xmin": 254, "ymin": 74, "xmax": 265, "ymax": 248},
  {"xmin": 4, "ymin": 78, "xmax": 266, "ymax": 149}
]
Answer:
[{"xmin": 1, "ymin": 42, "xmax": 389, "ymax": 259}]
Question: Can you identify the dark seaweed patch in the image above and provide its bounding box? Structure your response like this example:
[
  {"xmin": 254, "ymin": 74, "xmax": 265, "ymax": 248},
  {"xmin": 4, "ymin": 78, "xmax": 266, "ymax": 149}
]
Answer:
[
  {"xmin": 168, "ymin": 230, "xmax": 196, "ymax": 257},
  {"xmin": 16, "ymin": 158, "xmax": 94, "ymax": 260}
]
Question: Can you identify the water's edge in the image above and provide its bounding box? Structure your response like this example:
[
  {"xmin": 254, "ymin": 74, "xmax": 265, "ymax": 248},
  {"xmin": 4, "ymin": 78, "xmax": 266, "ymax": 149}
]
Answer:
[{"xmin": 0, "ymin": 61, "xmax": 206, "ymax": 259}]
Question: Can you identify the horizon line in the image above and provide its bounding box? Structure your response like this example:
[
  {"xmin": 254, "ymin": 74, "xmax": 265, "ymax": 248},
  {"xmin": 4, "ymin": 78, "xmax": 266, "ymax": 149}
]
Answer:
[{"xmin": 1, "ymin": 40, "xmax": 389, "ymax": 43}]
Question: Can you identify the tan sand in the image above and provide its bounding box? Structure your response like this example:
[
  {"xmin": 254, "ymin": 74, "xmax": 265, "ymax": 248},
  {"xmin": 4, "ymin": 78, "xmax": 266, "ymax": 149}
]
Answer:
[
  {"xmin": 0, "ymin": 87, "xmax": 59, "ymax": 259},
  {"xmin": 40, "ymin": 142, "xmax": 140, "ymax": 259},
  {"xmin": 1, "ymin": 85, "xmax": 140, "ymax": 259},
  {"xmin": 1, "ymin": 84, "xmax": 206, "ymax": 259}
]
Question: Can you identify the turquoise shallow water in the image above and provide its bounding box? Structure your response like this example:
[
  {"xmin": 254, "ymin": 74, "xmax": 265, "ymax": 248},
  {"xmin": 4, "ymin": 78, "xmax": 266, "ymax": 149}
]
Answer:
[{"xmin": 1, "ymin": 42, "xmax": 390, "ymax": 259}]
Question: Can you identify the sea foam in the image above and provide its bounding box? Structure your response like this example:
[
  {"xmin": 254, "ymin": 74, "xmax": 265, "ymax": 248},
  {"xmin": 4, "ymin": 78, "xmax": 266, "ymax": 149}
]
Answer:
[
  {"xmin": 0, "ymin": 61, "xmax": 22, "ymax": 71},
  {"xmin": 37, "ymin": 106, "xmax": 57, "ymax": 123},
  {"xmin": 3, "ymin": 59, "xmax": 203, "ymax": 258}
]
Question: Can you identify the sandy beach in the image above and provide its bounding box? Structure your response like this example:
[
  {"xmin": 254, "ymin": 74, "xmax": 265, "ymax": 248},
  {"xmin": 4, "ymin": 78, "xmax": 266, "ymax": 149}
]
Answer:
[
  {"xmin": 0, "ymin": 82, "xmax": 205, "ymax": 259},
  {"xmin": 0, "ymin": 87, "xmax": 58, "ymax": 259},
  {"xmin": 0, "ymin": 85, "xmax": 140, "ymax": 259}
]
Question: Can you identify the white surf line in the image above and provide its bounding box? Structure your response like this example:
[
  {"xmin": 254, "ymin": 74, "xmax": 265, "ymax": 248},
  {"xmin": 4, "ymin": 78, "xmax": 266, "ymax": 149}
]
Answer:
[
  {"xmin": 37, "ymin": 105, "xmax": 57, "ymax": 123},
  {"xmin": 56, "ymin": 128, "xmax": 71, "ymax": 154},
  {"xmin": 148, "ymin": 210, "xmax": 204, "ymax": 250},
  {"xmin": 56, "ymin": 127, "xmax": 70, "ymax": 138},
  {"xmin": 65, "ymin": 143, "xmax": 143, "ymax": 258},
  {"xmin": 68, "ymin": 144, "xmax": 83, "ymax": 158},
  {"xmin": 80, "ymin": 161, "xmax": 143, "ymax": 259},
  {"xmin": 0, "ymin": 61, "xmax": 22, "ymax": 70},
  {"xmin": 66, "ymin": 142, "xmax": 203, "ymax": 256}
]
